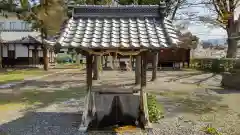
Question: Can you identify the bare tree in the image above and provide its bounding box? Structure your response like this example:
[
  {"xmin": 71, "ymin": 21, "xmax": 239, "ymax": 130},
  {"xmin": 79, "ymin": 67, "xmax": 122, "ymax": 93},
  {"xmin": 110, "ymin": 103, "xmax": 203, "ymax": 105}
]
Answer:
[
  {"xmin": 198, "ymin": 0, "xmax": 240, "ymax": 58},
  {"xmin": 178, "ymin": 31, "xmax": 200, "ymax": 49}
]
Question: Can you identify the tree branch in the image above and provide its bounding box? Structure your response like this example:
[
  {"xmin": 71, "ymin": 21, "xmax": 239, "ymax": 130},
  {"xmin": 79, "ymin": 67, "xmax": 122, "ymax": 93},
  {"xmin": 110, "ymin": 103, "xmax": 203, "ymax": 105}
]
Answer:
[
  {"xmin": 171, "ymin": 0, "xmax": 181, "ymax": 20},
  {"xmin": 212, "ymin": 0, "xmax": 223, "ymax": 17}
]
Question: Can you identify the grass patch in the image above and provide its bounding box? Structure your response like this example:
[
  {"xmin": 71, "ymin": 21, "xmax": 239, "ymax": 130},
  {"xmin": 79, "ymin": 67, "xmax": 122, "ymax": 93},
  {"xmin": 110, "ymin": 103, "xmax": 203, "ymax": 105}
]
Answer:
[
  {"xmin": 0, "ymin": 69, "xmax": 46, "ymax": 83},
  {"xmin": 147, "ymin": 94, "xmax": 164, "ymax": 123},
  {"xmin": 150, "ymin": 91, "xmax": 189, "ymax": 98},
  {"xmin": 56, "ymin": 63, "xmax": 84, "ymax": 69},
  {"xmin": 0, "ymin": 103, "xmax": 28, "ymax": 111},
  {"xmin": 159, "ymin": 91, "xmax": 188, "ymax": 97},
  {"xmin": 202, "ymin": 125, "xmax": 222, "ymax": 135}
]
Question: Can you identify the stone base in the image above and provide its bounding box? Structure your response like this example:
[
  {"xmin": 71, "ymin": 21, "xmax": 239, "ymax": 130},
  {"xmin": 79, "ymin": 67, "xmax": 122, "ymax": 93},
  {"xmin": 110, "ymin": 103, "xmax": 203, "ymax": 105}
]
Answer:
[{"xmin": 222, "ymin": 71, "xmax": 240, "ymax": 89}]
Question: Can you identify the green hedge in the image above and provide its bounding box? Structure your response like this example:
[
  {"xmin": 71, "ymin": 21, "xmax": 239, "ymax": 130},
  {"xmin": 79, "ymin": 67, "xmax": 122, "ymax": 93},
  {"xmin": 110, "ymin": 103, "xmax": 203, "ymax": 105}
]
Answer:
[
  {"xmin": 190, "ymin": 58, "xmax": 237, "ymax": 73},
  {"xmin": 56, "ymin": 54, "xmax": 72, "ymax": 63}
]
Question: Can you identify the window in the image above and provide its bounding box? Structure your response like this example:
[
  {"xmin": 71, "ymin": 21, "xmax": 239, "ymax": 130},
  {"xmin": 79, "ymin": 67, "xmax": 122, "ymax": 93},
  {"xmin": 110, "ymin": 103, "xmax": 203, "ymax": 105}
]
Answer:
[
  {"xmin": 10, "ymin": 22, "xmax": 16, "ymax": 30},
  {"xmin": 0, "ymin": 22, "xmax": 4, "ymax": 30},
  {"xmin": 21, "ymin": 22, "xmax": 25, "ymax": 30},
  {"xmin": 25, "ymin": 22, "xmax": 30, "ymax": 30}
]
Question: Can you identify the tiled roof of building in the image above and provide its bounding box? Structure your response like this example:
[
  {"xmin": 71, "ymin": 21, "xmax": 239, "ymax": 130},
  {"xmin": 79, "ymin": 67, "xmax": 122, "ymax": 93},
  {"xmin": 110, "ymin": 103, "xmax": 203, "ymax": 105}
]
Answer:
[
  {"xmin": 2, "ymin": 35, "xmax": 41, "ymax": 44},
  {"xmin": 58, "ymin": 5, "xmax": 179, "ymax": 49}
]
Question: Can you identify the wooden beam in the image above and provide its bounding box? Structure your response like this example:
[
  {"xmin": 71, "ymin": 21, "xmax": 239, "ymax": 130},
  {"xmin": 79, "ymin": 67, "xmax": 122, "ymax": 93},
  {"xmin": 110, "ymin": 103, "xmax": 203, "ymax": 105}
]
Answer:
[
  {"xmin": 1, "ymin": 45, "xmax": 3, "ymax": 68},
  {"xmin": 86, "ymin": 53, "xmax": 93, "ymax": 92},
  {"xmin": 151, "ymin": 52, "xmax": 158, "ymax": 81},
  {"xmin": 135, "ymin": 55, "xmax": 141, "ymax": 85},
  {"xmin": 93, "ymin": 55, "xmax": 100, "ymax": 80}
]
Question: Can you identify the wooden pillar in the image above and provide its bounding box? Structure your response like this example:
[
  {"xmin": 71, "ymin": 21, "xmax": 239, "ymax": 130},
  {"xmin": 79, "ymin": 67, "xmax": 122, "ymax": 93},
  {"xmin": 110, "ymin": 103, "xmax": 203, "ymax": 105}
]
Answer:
[
  {"xmin": 101, "ymin": 56, "xmax": 104, "ymax": 67},
  {"xmin": 27, "ymin": 45, "xmax": 29, "ymax": 65},
  {"xmin": 0, "ymin": 45, "xmax": 3, "ymax": 68},
  {"xmin": 104, "ymin": 56, "xmax": 108, "ymax": 68},
  {"xmin": 187, "ymin": 49, "xmax": 190, "ymax": 68},
  {"xmin": 93, "ymin": 55, "xmax": 100, "ymax": 80},
  {"xmin": 128, "ymin": 56, "xmax": 132, "ymax": 71},
  {"xmin": 49, "ymin": 49, "xmax": 52, "ymax": 63},
  {"xmin": 151, "ymin": 51, "xmax": 158, "ymax": 81},
  {"xmin": 141, "ymin": 51, "xmax": 147, "ymax": 93},
  {"xmin": 34, "ymin": 46, "xmax": 37, "ymax": 67},
  {"xmin": 131, "ymin": 56, "xmax": 135, "ymax": 68},
  {"xmin": 86, "ymin": 53, "xmax": 93, "ymax": 91},
  {"xmin": 135, "ymin": 55, "xmax": 141, "ymax": 85},
  {"xmin": 7, "ymin": 44, "xmax": 9, "ymax": 67},
  {"xmin": 76, "ymin": 53, "xmax": 80, "ymax": 64},
  {"xmin": 14, "ymin": 44, "xmax": 16, "ymax": 67},
  {"xmin": 140, "ymin": 51, "xmax": 147, "ymax": 126},
  {"xmin": 112, "ymin": 54, "xmax": 117, "ymax": 70}
]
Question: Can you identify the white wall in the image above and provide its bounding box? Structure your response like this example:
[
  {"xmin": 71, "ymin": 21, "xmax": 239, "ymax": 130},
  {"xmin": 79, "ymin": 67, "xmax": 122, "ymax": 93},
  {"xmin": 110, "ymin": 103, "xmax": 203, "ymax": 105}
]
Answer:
[
  {"xmin": 15, "ymin": 44, "xmax": 28, "ymax": 58},
  {"xmin": 235, "ymin": 5, "xmax": 240, "ymax": 21},
  {"xmin": 2, "ymin": 44, "xmax": 51, "ymax": 58},
  {"xmin": 2, "ymin": 45, "xmax": 8, "ymax": 57}
]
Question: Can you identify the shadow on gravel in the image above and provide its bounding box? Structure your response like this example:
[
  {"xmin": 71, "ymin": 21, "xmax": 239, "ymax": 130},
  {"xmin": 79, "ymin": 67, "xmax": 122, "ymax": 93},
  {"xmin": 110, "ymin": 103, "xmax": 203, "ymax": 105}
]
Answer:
[
  {"xmin": 179, "ymin": 74, "xmax": 218, "ymax": 86},
  {"xmin": 0, "ymin": 112, "xmax": 84, "ymax": 135},
  {"xmin": 210, "ymin": 88, "xmax": 240, "ymax": 94},
  {"xmin": 155, "ymin": 90, "xmax": 227, "ymax": 115},
  {"xmin": 163, "ymin": 71, "xmax": 209, "ymax": 82},
  {"xmin": 0, "ymin": 86, "xmax": 86, "ymax": 111},
  {"xmin": 13, "ymin": 80, "xmax": 86, "ymax": 89}
]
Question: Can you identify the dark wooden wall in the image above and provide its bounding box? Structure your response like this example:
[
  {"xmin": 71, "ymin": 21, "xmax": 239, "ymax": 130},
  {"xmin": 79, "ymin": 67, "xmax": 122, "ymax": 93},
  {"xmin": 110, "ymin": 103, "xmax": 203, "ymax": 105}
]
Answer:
[{"xmin": 147, "ymin": 48, "xmax": 190, "ymax": 66}]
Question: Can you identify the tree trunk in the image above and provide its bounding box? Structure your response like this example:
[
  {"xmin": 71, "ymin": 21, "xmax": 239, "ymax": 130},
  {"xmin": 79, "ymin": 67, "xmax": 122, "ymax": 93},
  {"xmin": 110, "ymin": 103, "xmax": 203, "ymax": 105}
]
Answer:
[
  {"xmin": 93, "ymin": 55, "xmax": 100, "ymax": 80},
  {"xmin": 151, "ymin": 52, "xmax": 158, "ymax": 81},
  {"xmin": 226, "ymin": 10, "xmax": 237, "ymax": 58},
  {"xmin": 135, "ymin": 55, "xmax": 141, "ymax": 85},
  {"xmin": 226, "ymin": 30, "xmax": 237, "ymax": 58},
  {"xmin": 41, "ymin": 27, "xmax": 48, "ymax": 71},
  {"xmin": 43, "ymin": 44, "xmax": 48, "ymax": 71}
]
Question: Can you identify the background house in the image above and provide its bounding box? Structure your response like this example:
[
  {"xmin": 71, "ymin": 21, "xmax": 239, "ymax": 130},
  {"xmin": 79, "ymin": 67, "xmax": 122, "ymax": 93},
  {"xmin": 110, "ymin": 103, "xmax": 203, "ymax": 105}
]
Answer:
[{"xmin": 0, "ymin": 16, "xmax": 56, "ymax": 68}]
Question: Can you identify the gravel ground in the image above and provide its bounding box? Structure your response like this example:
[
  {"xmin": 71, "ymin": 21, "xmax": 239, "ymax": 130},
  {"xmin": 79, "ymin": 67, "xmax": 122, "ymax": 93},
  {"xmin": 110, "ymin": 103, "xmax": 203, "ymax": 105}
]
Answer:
[{"xmin": 0, "ymin": 70, "xmax": 240, "ymax": 135}]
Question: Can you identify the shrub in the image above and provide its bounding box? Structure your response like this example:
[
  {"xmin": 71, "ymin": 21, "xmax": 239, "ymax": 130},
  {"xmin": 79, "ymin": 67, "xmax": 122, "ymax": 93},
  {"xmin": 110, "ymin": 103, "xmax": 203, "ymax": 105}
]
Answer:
[
  {"xmin": 147, "ymin": 94, "xmax": 164, "ymax": 123},
  {"xmin": 190, "ymin": 58, "xmax": 237, "ymax": 73},
  {"xmin": 56, "ymin": 54, "xmax": 72, "ymax": 63},
  {"xmin": 202, "ymin": 125, "xmax": 222, "ymax": 135}
]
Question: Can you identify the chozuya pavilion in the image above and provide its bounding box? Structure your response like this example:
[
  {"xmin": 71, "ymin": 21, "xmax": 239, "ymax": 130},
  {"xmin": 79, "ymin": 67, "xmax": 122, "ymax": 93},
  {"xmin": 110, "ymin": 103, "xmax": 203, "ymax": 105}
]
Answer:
[{"xmin": 54, "ymin": 1, "xmax": 179, "ymax": 132}]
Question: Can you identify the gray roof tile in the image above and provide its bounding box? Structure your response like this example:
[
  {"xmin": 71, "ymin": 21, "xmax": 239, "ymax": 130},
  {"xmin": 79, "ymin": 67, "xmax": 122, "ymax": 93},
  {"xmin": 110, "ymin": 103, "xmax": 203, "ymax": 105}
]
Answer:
[{"xmin": 58, "ymin": 6, "xmax": 179, "ymax": 49}]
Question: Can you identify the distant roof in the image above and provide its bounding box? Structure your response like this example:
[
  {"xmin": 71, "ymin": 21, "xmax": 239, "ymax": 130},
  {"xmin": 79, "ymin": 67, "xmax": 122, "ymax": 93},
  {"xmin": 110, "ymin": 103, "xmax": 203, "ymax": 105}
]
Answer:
[
  {"xmin": 0, "ymin": 31, "xmax": 39, "ymax": 41},
  {"xmin": 57, "ymin": 5, "xmax": 179, "ymax": 49},
  {"xmin": 1, "ymin": 35, "xmax": 41, "ymax": 44}
]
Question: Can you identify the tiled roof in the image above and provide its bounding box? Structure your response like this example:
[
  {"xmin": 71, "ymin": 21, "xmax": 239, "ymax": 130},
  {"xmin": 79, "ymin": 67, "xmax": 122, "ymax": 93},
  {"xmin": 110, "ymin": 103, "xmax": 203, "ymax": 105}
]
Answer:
[
  {"xmin": 2, "ymin": 36, "xmax": 41, "ymax": 44},
  {"xmin": 58, "ymin": 5, "xmax": 179, "ymax": 49}
]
